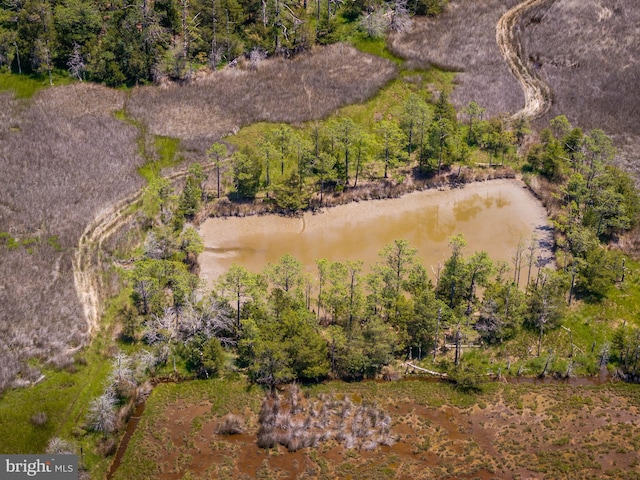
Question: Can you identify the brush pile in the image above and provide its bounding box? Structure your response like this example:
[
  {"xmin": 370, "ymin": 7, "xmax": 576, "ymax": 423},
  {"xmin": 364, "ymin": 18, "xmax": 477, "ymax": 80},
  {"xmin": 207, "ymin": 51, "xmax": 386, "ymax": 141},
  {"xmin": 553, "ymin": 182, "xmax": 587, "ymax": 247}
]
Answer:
[{"xmin": 257, "ymin": 384, "xmax": 394, "ymax": 452}]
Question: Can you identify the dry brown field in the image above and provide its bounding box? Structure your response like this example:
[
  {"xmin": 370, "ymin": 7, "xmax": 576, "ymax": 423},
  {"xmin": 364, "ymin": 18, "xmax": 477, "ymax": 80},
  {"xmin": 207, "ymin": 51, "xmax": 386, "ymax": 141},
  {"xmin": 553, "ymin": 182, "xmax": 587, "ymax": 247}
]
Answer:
[
  {"xmin": 0, "ymin": 84, "xmax": 141, "ymax": 390},
  {"xmin": 520, "ymin": 0, "xmax": 640, "ymax": 173}
]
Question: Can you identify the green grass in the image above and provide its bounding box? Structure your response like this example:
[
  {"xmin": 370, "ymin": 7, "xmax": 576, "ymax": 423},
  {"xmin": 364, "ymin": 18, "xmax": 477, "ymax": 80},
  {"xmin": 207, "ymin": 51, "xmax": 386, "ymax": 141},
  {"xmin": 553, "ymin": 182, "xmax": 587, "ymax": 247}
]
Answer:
[
  {"xmin": 114, "ymin": 107, "xmax": 186, "ymax": 183},
  {"xmin": 137, "ymin": 135, "xmax": 184, "ymax": 183},
  {"xmin": 0, "ymin": 71, "xmax": 74, "ymax": 98},
  {"xmin": 350, "ymin": 34, "xmax": 404, "ymax": 64},
  {"xmin": 306, "ymin": 376, "xmax": 498, "ymax": 409},
  {"xmin": 569, "ymin": 258, "xmax": 640, "ymax": 331},
  {"xmin": 0, "ymin": 289, "xmax": 132, "ymax": 480},
  {"xmin": 225, "ymin": 67, "xmax": 456, "ymax": 154},
  {"xmin": 0, "ymin": 340, "xmax": 112, "ymax": 454}
]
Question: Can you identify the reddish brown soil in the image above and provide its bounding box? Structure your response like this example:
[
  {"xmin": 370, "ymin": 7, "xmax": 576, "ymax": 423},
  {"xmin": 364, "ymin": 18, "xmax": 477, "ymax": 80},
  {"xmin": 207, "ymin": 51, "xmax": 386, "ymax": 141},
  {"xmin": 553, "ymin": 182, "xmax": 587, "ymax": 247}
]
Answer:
[{"xmin": 118, "ymin": 384, "xmax": 640, "ymax": 479}]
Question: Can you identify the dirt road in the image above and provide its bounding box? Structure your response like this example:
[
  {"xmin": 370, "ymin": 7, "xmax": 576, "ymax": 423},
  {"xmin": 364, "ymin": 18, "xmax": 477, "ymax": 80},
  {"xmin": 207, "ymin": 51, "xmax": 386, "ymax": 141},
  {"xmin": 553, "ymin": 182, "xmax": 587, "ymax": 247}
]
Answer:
[{"xmin": 496, "ymin": 0, "xmax": 555, "ymax": 119}]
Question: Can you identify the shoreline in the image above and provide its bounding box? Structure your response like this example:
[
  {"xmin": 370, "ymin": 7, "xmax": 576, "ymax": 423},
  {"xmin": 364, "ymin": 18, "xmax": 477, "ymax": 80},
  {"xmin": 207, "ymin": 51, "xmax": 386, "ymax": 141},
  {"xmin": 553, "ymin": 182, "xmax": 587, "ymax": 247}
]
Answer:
[{"xmin": 198, "ymin": 176, "xmax": 555, "ymax": 283}]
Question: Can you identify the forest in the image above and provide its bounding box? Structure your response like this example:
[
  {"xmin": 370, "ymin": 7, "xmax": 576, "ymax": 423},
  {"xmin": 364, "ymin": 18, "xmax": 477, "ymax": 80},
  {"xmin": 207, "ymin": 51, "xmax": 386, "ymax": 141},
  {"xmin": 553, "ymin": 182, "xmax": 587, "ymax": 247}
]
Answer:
[
  {"xmin": 118, "ymin": 112, "xmax": 640, "ymax": 393},
  {"xmin": 0, "ymin": 0, "xmax": 447, "ymax": 85}
]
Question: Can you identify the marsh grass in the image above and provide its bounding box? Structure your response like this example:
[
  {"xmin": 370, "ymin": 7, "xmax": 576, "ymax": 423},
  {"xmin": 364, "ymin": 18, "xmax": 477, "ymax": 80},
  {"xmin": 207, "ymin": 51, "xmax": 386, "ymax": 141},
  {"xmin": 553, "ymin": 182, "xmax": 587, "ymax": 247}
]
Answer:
[
  {"xmin": 388, "ymin": 0, "xmax": 523, "ymax": 116},
  {"xmin": 114, "ymin": 378, "xmax": 640, "ymax": 479},
  {"xmin": 0, "ymin": 83, "xmax": 144, "ymax": 392},
  {"xmin": 127, "ymin": 43, "xmax": 398, "ymax": 154},
  {"xmin": 521, "ymin": 0, "xmax": 640, "ymax": 133},
  {"xmin": 518, "ymin": 0, "xmax": 640, "ymax": 180}
]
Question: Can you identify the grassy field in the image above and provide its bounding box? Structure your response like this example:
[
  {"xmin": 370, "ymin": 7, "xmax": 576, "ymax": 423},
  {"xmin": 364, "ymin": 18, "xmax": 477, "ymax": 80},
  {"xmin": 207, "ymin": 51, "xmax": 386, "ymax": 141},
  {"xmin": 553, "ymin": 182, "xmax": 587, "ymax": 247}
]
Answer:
[
  {"xmin": 0, "ymin": 288, "xmax": 132, "ymax": 476},
  {"xmin": 113, "ymin": 378, "xmax": 640, "ymax": 479},
  {"xmin": 0, "ymin": 71, "xmax": 74, "ymax": 98}
]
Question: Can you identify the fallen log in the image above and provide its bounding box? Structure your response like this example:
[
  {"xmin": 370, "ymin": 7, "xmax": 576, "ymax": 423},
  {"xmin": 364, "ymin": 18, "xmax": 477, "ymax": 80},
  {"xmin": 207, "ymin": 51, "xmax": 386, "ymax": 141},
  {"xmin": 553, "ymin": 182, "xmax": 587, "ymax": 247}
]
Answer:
[{"xmin": 404, "ymin": 362, "xmax": 448, "ymax": 377}]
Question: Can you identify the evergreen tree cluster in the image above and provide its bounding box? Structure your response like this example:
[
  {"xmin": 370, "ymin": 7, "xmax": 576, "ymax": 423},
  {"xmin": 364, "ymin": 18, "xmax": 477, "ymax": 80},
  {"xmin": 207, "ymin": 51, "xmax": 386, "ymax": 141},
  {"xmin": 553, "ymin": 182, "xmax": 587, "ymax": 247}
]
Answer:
[
  {"xmin": 119, "ymin": 115, "xmax": 639, "ymax": 388},
  {"xmin": 0, "ymin": 0, "xmax": 448, "ymax": 86},
  {"xmin": 526, "ymin": 115, "xmax": 639, "ymax": 300},
  {"xmin": 207, "ymin": 92, "xmax": 496, "ymax": 210}
]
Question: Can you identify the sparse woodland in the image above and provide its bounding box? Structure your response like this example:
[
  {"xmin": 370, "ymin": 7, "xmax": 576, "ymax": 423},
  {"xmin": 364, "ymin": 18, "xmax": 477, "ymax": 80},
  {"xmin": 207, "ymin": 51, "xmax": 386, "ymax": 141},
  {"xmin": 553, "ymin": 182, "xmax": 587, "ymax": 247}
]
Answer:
[{"xmin": 1, "ymin": 0, "xmax": 640, "ymax": 476}]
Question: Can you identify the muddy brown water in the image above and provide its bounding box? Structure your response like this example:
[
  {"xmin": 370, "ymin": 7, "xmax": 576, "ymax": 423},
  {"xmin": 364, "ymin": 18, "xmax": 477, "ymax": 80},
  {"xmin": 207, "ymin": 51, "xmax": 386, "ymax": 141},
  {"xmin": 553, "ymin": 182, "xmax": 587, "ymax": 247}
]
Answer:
[{"xmin": 198, "ymin": 179, "xmax": 553, "ymax": 283}]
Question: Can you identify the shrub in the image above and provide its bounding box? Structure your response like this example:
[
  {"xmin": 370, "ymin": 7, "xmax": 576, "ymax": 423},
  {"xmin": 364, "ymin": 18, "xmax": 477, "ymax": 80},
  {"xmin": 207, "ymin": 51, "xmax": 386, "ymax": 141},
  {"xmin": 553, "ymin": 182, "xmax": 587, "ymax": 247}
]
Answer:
[
  {"xmin": 87, "ymin": 391, "xmax": 118, "ymax": 434},
  {"xmin": 448, "ymin": 363, "xmax": 486, "ymax": 393},
  {"xmin": 46, "ymin": 437, "xmax": 75, "ymax": 454},
  {"xmin": 182, "ymin": 336, "xmax": 225, "ymax": 379},
  {"xmin": 96, "ymin": 437, "xmax": 117, "ymax": 457},
  {"xmin": 215, "ymin": 414, "xmax": 245, "ymax": 435},
  {"xmin": 30, "ymin": 412, "xmax": 48, "ymax": 427}
]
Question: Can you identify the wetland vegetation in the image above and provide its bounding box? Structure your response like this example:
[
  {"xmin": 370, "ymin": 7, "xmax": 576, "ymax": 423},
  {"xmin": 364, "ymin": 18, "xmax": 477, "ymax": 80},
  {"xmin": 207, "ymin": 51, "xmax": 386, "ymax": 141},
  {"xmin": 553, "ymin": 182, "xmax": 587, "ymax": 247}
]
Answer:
[{"xmin": 1, "ymin": 0, "xmax": 640, "ymax": 478}]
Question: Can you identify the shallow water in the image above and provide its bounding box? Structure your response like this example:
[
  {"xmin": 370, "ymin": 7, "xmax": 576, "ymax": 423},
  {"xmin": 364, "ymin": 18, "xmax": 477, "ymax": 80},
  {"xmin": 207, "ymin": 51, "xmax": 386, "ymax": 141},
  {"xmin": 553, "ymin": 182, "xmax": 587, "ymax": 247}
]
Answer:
[{"xmin": 198, "ymin": 179, "xmax": 552, "ymax": 283}]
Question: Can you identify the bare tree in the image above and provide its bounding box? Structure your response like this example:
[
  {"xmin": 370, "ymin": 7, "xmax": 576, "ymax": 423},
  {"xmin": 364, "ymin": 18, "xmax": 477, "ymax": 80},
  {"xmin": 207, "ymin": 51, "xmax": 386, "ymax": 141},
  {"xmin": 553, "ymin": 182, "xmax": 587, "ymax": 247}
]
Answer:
[
  {"xmin": 110, "ymin": 351, "xmax": 137, "ymax": 397},
  {"xmin": 512, "ymin": 238, "xmax": 525, "ymax": 287},
  {"xmin": 389, "ymin": 0, "xmax": 411, "ymax": 33},
  {"xmin": 360, "ymin": 8, "xmax": 387, "ymax": 39},
  {"xmin": 87, "ymin": 391, "xmax": 117, "ymax": 434},
  {"xmin": 249, "ymin": 47, "xmax": 267, "ymax": 70},
  {"xmin": 525, "ymin": 235, "xmax": 538, "ymax": 289},
  {"xmin": 67, "ymin": 43, "xmax": 86, "ymax": 81}
]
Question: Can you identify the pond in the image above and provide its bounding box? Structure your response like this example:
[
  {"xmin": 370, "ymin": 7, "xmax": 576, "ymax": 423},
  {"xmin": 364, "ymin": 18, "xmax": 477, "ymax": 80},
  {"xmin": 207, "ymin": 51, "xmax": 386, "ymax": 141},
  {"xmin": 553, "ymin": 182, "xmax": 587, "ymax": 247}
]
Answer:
[{"xmin": 198, "ymin": 179, "xmax": 552, "ymax": 283}]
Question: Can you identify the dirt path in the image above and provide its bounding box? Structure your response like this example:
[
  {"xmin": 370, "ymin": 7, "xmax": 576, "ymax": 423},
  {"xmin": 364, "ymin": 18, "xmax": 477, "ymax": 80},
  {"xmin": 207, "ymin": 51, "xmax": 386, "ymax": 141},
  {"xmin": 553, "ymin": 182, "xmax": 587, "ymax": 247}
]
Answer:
[
  {"xmin": 73, "ymin": 190, "xmax": 145, "ymax": 336},
  {"xmin": 73, "ymin": 167, "xmax": 215, "ymax": 337},
  {"xmin": 496, "ymin": 0, "xmax": 555, "ymax": 119}
]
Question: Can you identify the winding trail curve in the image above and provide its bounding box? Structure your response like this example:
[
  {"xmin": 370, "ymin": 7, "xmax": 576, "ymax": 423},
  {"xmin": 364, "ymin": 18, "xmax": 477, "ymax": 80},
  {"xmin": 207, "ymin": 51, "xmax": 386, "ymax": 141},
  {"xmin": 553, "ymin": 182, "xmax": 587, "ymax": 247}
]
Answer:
[
  {"xmin": 496, "ymin": 0, "xmax": 555, "ymax": 119},
  {"xmin": 73, "ymin": 190, "xmax": 144, "ymax": 336},
  {"xmin": 73, "ymin": 166, "xmax": 214, "ymax": 337}
]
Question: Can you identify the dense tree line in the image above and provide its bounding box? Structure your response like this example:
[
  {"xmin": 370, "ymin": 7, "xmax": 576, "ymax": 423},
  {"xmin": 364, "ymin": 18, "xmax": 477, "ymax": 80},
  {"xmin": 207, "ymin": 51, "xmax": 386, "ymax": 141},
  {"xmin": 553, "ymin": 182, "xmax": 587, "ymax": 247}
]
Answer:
[
  {"xmin": 525, "ymin": 115, "xmax": 638, "ymax": 301},
  {"xmin": 0, "ymin": 0, "xmax": 448, "ymax": 86},
  {"xmin": 121, "ymin": 227, "xmax": 575, "ymax": 387},
  {"xmin": 204, "ymin": 92, "xmax": 531, "ymax": 211},
  {"xmin": 109, "ymin": 112, "xmax": 640, "ymax": 390}
]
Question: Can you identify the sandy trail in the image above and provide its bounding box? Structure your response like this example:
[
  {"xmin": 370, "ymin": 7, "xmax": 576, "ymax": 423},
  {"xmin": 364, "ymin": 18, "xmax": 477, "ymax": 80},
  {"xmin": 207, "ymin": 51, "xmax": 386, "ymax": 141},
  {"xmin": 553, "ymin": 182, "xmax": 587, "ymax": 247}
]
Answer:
[
  {"xmin": 73, "ymin": 166, "xmax": 214, "ymax": 337},
  {"xmin": 496, "ymin": 0, "xmax": 555, "ymax": 119},
  {"xmin": 73, "ymin": 191, "xmax": 143, "ymax": 336}
]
